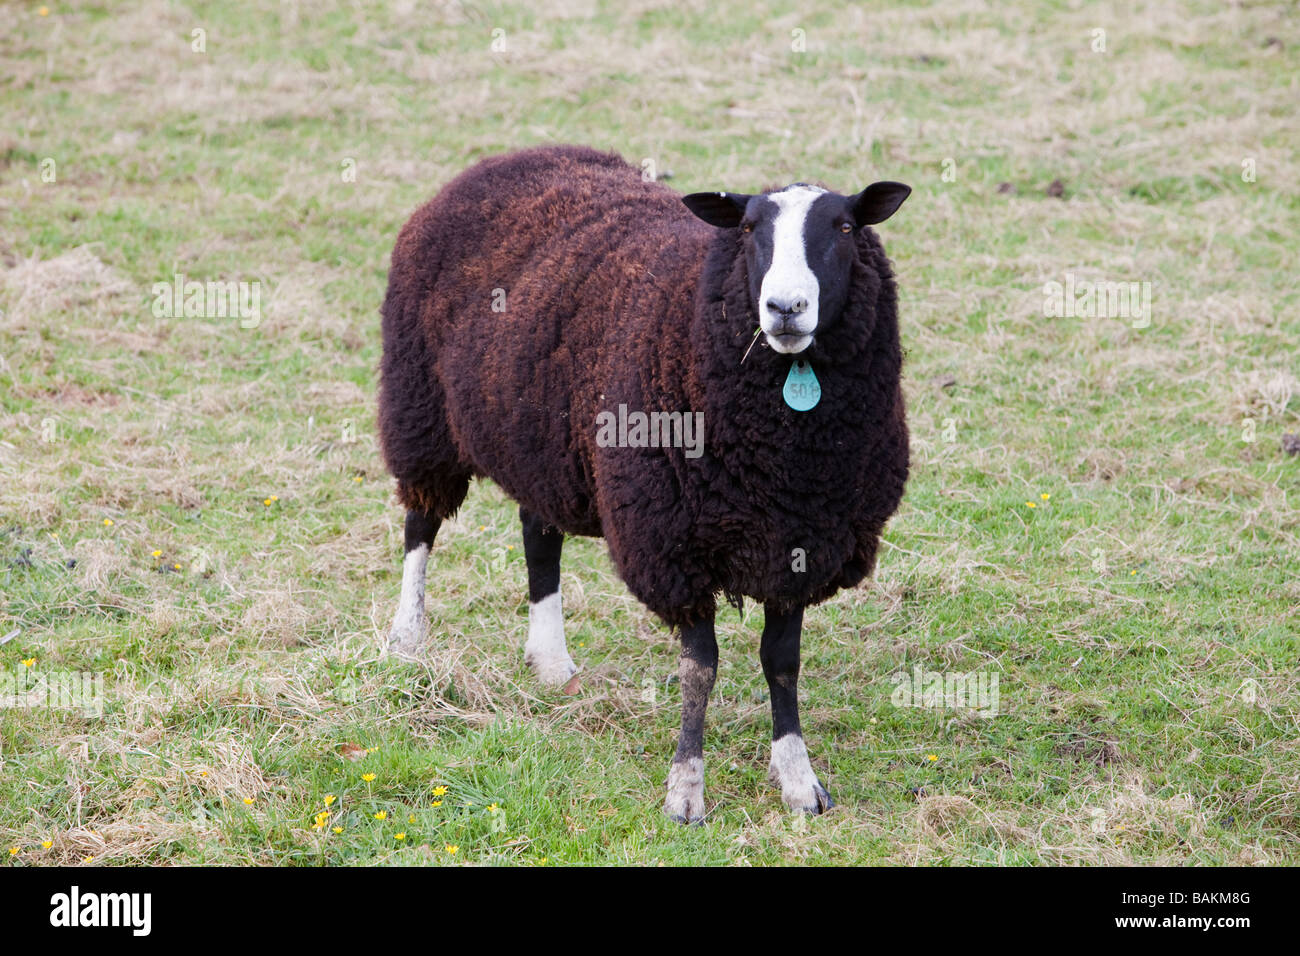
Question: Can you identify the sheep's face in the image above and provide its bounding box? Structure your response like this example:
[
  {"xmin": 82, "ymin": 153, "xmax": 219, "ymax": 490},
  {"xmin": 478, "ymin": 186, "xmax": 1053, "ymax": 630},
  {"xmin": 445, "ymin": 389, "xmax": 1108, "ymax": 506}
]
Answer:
[{"xmin": 683, "ymin": 181, "xmax": 911, "ymax": 354}]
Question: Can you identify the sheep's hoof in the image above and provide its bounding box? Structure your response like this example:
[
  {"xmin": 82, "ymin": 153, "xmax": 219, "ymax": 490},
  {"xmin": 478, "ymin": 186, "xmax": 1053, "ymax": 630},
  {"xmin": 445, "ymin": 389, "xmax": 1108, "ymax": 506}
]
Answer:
[
  {"xmin": 768, "ymin": 736, "xmax": 834, "ymax": 815},
  {"xmin": 663, "ymin": 757, "xmax": 706, "ymax": 825},
  {"xmin": 665, "ymin": 810, "xmax": 705, "ymax": 826},
  {"xmin": 784, "ymin": 781, "xmax": 835, "ymax": 815},
  {"xmin": 664, "ymin": 802, "xmax": 706, "ymax": 826},
  {"xmin": 524, "ymin": 647, "xmax": 578, "ymax": 688},
  {"xmin": 387, "ymin": 622, "xmax": 426, "ymax": 660}
]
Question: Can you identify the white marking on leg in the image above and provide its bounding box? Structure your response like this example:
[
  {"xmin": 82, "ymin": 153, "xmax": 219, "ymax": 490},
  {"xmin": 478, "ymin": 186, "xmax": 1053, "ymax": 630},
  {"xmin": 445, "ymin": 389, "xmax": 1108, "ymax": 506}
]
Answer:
[
  {"xmin": 523, "ymin": 591, "xmax": 576, "ymax": 686},
  {"xmin": 388, "ymin": 543, "xmax": 428, "ymax": 657},
  {"xmin": 664, "ymin": 756, "xmax": 705, "ymax": 823},
  {"xmin": 769, "ymin": 733, "xmax": 832, "ymax": 813}
]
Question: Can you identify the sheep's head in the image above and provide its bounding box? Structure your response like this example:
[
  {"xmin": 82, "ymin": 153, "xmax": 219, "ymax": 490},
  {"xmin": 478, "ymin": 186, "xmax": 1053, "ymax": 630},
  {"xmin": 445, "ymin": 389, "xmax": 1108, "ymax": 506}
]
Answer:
[{"xmin": 683, "ymin": 181, "xmax": 910, "ymax": 354}]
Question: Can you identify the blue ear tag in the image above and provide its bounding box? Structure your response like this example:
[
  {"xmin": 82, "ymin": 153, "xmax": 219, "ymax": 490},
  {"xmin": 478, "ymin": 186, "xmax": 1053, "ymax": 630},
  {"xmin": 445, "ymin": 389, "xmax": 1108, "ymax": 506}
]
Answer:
[{"xmin": 782, "ymin": 360, "xmax": 821, "ymax": 411}]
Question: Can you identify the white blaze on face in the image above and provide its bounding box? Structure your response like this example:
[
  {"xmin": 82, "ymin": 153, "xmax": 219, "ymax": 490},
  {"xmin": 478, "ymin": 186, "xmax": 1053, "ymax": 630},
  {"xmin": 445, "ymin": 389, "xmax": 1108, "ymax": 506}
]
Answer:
[{"xmin": 759, "ymin": 185, "xmax": 825, "ymax": 354}]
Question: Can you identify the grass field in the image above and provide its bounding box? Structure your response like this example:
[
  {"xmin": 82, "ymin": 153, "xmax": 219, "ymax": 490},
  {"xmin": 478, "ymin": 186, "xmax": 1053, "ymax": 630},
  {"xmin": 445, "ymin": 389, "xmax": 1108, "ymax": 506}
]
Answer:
[{"xmin": 1, "ymin": 0, "xmax": 1297, "ymax": 866}]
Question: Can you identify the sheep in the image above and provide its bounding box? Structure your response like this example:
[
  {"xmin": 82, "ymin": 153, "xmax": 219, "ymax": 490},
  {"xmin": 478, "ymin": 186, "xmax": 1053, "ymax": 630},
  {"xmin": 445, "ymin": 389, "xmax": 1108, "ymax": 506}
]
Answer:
[{"xmin": 377, "ymin": 144, "xmax": 911, "ymax": 822}]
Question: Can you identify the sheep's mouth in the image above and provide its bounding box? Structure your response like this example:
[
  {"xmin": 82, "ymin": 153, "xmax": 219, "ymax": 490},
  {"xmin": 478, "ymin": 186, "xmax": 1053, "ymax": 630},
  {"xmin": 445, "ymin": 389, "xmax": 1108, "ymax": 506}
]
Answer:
[{"xmin": 766, "ymin": 332, "xmax": 813, "ymax": 354}]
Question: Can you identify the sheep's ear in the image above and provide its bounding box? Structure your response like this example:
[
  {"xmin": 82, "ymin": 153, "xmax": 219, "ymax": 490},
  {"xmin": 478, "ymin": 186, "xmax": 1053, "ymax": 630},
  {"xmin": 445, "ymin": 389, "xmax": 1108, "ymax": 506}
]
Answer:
[
  {"xmin": 682, "ymin": 191, "xmax": 751, "ymax": 228},
  {"xmin": 851, "ymin": 182, "xmax": 911, "ymax": 226}
]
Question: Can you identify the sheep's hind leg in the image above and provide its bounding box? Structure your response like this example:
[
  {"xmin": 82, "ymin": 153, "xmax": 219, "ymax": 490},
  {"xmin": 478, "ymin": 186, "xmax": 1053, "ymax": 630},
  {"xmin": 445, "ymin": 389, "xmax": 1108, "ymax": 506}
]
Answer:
[
  {"xmin": 664, "ymin": 615, "xmax": 717, "ymax": 825},
  {"xmin": 520, "ymin": 507, "xmax": 577, "ymax": 687},
  {"xmin": 388, "ymin": 509, "xmax": 440, "ymax": 659},
  {"xmin": 761, "ymin": 604, "xmax": 834, "ymax": 814}
]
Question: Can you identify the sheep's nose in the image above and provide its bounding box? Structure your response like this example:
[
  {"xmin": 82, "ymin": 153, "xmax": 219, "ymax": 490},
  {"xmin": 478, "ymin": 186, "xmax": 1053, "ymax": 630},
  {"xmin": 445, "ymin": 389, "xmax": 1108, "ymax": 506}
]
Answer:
[{"xmin": 766, "ymin": 296, "xmax": 809, "ymax": 318}]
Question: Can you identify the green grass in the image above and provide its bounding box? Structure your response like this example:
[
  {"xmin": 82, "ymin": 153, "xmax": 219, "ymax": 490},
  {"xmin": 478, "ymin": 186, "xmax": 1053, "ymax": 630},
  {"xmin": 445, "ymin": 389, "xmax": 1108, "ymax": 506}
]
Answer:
[{"xmin": 1, "ymin": 0, "xmax": 1297, "ymax": 865}]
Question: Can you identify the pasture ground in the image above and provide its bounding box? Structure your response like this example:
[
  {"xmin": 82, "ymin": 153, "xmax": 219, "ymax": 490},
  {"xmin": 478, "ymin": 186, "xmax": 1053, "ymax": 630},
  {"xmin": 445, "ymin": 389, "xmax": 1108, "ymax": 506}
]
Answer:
[{"xmin": 1, "ymin": 0, "xmax": 1297, "ymax": 865}]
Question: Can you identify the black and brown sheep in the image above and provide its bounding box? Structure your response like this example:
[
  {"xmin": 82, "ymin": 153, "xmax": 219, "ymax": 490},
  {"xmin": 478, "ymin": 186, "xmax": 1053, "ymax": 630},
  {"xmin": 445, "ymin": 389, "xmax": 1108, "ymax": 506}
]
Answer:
[{"xmin": 377, "ymin": 144, "xmax": 911, "ymax": 822}]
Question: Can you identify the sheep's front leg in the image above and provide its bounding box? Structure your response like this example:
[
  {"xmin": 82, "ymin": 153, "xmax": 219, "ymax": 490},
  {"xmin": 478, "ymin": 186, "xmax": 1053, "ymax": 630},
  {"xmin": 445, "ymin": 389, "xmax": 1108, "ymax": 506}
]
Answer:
[
  {"xmin": 664, "ymin": 615, "xmax": 717, "ymax": 825},
  {"xmin": 761, "ymin": 604, "xmax": 834, "ymax": 814}
]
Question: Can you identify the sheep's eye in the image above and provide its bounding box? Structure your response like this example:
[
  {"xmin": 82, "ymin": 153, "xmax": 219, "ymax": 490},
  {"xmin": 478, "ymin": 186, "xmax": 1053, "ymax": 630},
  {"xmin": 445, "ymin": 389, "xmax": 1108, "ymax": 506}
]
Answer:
[
  {"xmin": 741, "ymin": 222, "xmax": 754, "ymax": 234},
  {"xmin": 840, "ymin": 222, "xmax": 853, "ymax": 234}
]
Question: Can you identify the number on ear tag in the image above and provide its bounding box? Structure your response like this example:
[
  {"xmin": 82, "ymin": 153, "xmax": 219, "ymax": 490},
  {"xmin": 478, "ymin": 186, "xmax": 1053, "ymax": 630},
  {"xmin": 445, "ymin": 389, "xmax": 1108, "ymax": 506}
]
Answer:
[{"xmin": 783, "ymin": 361, "xmax": 821, "ymax": 411}]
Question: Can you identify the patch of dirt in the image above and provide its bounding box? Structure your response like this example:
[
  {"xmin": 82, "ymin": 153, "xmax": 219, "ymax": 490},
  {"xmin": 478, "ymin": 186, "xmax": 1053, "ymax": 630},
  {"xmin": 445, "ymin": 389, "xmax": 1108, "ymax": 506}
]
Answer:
[
  {"xmin": 44, "ymin": 384, "xmax": 122, "ymax": 407},
  {"xmin": 1055, "ymin": 733, "xmax": 1122, "ymax": 766}
]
